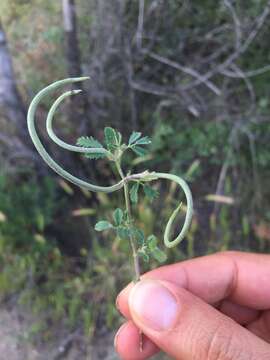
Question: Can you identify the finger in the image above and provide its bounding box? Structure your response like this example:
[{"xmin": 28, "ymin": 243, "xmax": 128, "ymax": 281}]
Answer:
[
  {"xmin": 218, "ymin": 300, "xmax": 259, "ymax": 325},
  {"xmin": 128, "ymin": 279, "xmax": 270, "ymax": 360},
  {"xmin": 117, "ymin": 251, "xmax": 270, "ymax": 319},
  {"xmin": 247, "ymin": 310, "xmax": 270, "ymax": 343},
  {"xmin": 114, "ymin": 321, "xmax": 159, "ymax": 360}
]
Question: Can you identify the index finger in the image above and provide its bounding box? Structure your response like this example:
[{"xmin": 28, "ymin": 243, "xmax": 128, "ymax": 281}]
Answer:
[{"xmin": 116, "ymin": 251, "xmax": 270, "ymax": 318}]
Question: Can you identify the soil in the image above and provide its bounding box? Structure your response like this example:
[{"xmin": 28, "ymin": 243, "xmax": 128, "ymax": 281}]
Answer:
[{"xmin": 0, "ymin": 306, "xmax": 168, "ymax": 360}]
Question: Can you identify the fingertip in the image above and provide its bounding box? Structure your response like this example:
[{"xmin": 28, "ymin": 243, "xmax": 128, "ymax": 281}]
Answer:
[
  {"xmin": 116, "ymin": 283, "xmax": 134, "ymax": 318},
  {"xmin": 114, "ymin": 321, "xmax": 159, "ymax": 360}
]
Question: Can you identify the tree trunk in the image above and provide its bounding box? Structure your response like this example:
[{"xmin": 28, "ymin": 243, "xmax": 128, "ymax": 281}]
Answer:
[
  {"xmin": 62, "ymin": 0, "xmax": 82, "ymax": 78},
  {"xmin": 62, "ymin": 0, "xmax": 91, "ymax": 133}
]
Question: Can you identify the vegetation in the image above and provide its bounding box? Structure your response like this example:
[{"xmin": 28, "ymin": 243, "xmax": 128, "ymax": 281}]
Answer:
[
  {"xmin": 0, "ymin": 0, "xmax": 270, "ymax": 345},
  {"xmin": 27, "ymin": 76, "xmax": 193, "ymax": 283}
]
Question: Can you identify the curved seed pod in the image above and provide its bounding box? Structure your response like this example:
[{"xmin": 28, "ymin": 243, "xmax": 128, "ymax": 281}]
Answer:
[
  {"xmin": 46, "ymin": 89, "xmax": 111, "ymax": 158},
  {"xmin": 153, "ymin": 172, "xmax": 193, "ymax": 248},
  {"xmin": 27, "ymin": 77, "xmax": 124, "ymax": 193}
]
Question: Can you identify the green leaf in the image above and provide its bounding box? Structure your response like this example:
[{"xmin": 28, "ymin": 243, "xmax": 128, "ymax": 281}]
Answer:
[
  {"xmin": 152, "ymin": 247, "xmax": 167, "ymax": 263},
  {"xmin": 131, "ymin": 146, "xmax": 148, "ymax": 157},
  {"xmin": 76, "ymin": 136, "xmax": 106, "ymax": 159},
  {"xmin": 146, "ymin": 235, "xmax": 158, "ymax": 251},
  {"xmin": 117, "ymin": 227, "xmax": 130, "ymax": 240},
  {"xmin": 138, "ymin": 249, "xmax": 150, "ymax": 263},
  {"xmin": 130, "ymin": 182, "xmax": 140, "ymax": 204},
  {"xmin": 143, "ymin": 184, "xmax": 159, "ymax": 201},
  {"xmin": 132, "ymin": 228, "xmax": 145, "ymax": 246},
  {"xmin": 104, "ymin": 127, "xmax": 121, "ymax": 151},
  {"xmin": 77, "ymin": 136, "xmax": 103, "ymax": 148},
  {"xmin": 113, "ymin": 208, "xmax": 123, "ymax": 226},
  {"xmin": 135, "ymin": 136, "xmax": 151, "ymax": 145},
  {"xmin": 95, "ymin": 221, "xmax": 113, "ymax": 232},
  {"xmin": 128, "ymin": 132, "xmax": 141, "ymax": 145}
]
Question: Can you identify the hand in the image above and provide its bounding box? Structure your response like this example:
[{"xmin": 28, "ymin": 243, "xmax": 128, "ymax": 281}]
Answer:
[{"xmin": 114, "ymin": 251, "xmax": 270, "ymax": 359}]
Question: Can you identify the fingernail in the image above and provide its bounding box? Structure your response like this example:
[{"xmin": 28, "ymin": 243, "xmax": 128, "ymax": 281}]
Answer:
[
  {"xmin": 114, "ymin": 322, "xmax": 128, "ymax": 349},
  {"xmin": 115, "ymin": 293, "xmax": 121, "ymax": 313},
  {"xmin": 129, "ymin": 280, "xmax": 179, "ymax": 331}
]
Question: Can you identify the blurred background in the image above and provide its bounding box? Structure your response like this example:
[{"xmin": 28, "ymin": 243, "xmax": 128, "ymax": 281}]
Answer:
[{"xmin": 0, "ymin": 0, "xmax": 270, "ymax": 358}]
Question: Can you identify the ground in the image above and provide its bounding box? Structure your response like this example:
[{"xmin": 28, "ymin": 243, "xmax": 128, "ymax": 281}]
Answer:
[
  {"xmin": 0, "ymin": 306, "xmax": 117, "ymax": 360},
  {"xmin": 0, "ymin": 306, "xmax": 168, "ymax": 359}
]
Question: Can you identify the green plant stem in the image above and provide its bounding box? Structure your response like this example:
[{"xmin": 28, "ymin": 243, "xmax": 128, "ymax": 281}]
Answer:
[{"xmin": 116, "ymin": 161, "xmax": 141, "ymax": 282}]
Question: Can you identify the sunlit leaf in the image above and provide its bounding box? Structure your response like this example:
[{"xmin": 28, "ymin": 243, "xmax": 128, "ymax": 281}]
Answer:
[
  {"xmin": 128, "ymin": 132, "xmax": 141, "ymax": 145},
  {"xmin": 95, "ymin": 221, "xmax": 113, "ymax": 232},
  {"xmin": 146, "ymin": 234, "xmax": 158, "ymax": 251},
  {"xmin": 151, "ymin": 248, "xmax": 167, "ymax": 263},
  {"xmin": 135, "ymin": 136, "xmax": 151, "ymax": 145}
]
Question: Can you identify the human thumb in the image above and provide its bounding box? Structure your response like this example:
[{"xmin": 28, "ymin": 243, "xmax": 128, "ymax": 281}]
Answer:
[{"xmin": 128, "ymin": 279, "xmax": 270, "ymax": 359}]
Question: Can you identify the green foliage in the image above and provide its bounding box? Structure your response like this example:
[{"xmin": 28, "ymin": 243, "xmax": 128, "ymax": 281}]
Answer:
[
  {"xmin": 94, "ymin": 220, "xmax": 113, "ymax": 231},
  {"xmin": 128, "ymin": 132, "xmax": 142, "ymax": 145},
  {"xmin": 87, "ymin": 128, "xmax": 167, "ymax": 269},
  {"xmin": 143, "ymin": 184, "xmax": 159, "ymax": 202},
  {"xmin": 128, "ymin": 131, "xmax": 151, "ymax": 157},
  {"xmin": 137, "ymin": 234, "xmax": 167, "ymax": 264},
  {"xmin": 0, "ymin": 174, "xmax": 58, "ymax": 250},
  {"xmin": 76, "ymin": 136, "xmax": 106, "ymax": 159},
  {"xmin": 130, "ymin": 182, "xmax": 140, "ymax": 204},
  {"xmin": 104, "ymin": 127, "xmax": 121, "ymax": 151},
  {"xmin": 113, "ymin": 208, "xmax": 124, "ymax": 226},
  {"xmin": 131, "ymin": 145, "xmax": 149, "ymax": 157},
  {"xmin": 0, "ymin": 172, "xmax": 132, "ymax": 338}
]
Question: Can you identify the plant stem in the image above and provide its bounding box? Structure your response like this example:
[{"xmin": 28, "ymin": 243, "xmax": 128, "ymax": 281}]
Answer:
[{"xmin": 116, "ymin": 161, "xmax": 141, "ymax": 282}]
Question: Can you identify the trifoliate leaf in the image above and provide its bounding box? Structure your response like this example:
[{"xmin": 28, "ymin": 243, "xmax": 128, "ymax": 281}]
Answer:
[
  {"xmin": 131, "ymin": 146, "xmax": 148, "ymax": 157},
  {"xmin": 113, "ymin": 208, "xmax": 123, "ymax": 226},
  {"xmin": 95, "ymin": 220, "xmax": 113, "ymax": 232},
  {"xmin": 143, "ymin": 184, "xmax": 159, "ymax": 201},
  {"xmin": 117, "ymin": 227, "xmax": 130, "ymax": 240},
  {"xmin": 76, "ymin": 136, "xmax": 106, "ymax": 159},
  {"xmin": 128, "ymin": 132, "xmax": 142, "ymax": 145},
  {"xmin": 130, "ymin": 182, "xmax": 140, "ymax": 204},
  {"xmin": 104, "ymin": 127, "xmax": 121, "ymax": 151},
  {"xmin": 152, "ymin": 247, "xmax": 167, "ymax": 263},
  {"xmin": 135, "ymin": 136, "xmax": 151, "ymax": 145}
]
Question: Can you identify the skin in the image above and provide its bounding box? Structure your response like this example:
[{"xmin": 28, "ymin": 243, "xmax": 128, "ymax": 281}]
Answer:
[{"xmin": 115, "ymin": 251, "xmax": 270, "ymax": 360}]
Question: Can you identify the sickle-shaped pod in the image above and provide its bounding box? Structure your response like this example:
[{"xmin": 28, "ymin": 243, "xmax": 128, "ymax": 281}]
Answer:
[
  {"xmin": 153, "ymin": 172, "xmax": 193, "ymax": 248},
  {"xmin": 27, "ymin": 77, "xmax": 124, "ymax": 193}
]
